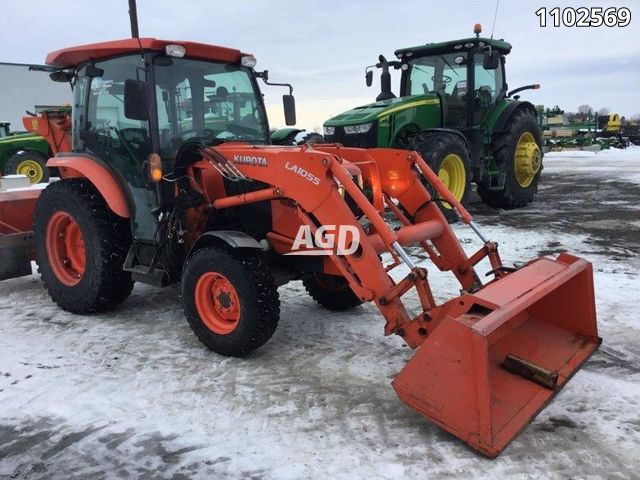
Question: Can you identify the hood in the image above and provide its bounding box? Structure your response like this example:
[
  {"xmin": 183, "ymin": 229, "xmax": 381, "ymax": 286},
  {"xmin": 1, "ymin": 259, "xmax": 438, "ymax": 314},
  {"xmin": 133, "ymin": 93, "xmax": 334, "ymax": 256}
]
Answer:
[
  {"xmin": 0, "ymin": 132, "xmax": 39, "ymax": 144},
  {"xmin": 324, "ymin": 94, "xmax": 440, "ymax": 127}
]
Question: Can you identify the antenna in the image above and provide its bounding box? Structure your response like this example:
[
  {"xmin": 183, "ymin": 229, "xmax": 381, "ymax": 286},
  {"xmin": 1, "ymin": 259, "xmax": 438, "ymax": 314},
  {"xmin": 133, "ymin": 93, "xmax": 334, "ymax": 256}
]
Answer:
[
  {"xmin": 128, "ymin": 0, "xmax": 140, "ymax": 38},
  {"xmin": 490, "ymin": 0, "xmax": 500, "ymax": 38}
]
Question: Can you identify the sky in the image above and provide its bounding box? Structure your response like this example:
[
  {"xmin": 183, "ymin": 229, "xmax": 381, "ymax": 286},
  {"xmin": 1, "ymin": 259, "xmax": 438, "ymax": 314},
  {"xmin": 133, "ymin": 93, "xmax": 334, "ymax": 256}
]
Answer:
[{"xmin": 1, "ymin": 0, "xmax": 639, "ymax": 130}]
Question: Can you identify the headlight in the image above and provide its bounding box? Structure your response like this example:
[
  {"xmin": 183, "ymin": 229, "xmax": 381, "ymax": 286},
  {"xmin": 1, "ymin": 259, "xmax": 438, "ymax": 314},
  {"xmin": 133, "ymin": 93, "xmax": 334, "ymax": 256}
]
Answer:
[
  {"xmin": 323, "ymin": 126, "xmax": 335, "ymax": 136},
  {"xmin": 344, "ymin": 122, "xmax": 373, "ymax": 134}
]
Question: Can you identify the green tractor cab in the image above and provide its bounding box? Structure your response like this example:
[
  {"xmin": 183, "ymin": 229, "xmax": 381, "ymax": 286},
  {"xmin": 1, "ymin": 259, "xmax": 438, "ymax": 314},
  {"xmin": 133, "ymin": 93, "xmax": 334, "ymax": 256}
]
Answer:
[
  {"xmin": 0, "ymin": 122, "xmax": 10, "ymax": 138},
  {"xmin": 323, "ymin": 25, "xmax": 543, "ymax": 215}
]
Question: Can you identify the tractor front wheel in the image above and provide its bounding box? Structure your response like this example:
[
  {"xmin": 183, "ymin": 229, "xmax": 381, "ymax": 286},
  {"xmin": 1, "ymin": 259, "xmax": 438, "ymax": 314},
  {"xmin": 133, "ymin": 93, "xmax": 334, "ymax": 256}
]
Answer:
[
  {"xmin": 408, "ymin": 132, "xmax": 472, "ymax": 222},
  {"xmin": 478, "ymin": 110, "xmax": 543, "ymax": 209},
  {"xmin": 5, "ymin": 150, "xmax": 50, "ymax": 184},
  {"xmin": 34, "ymin": 179, "xmax": 133, "ymax": 313},
  {"xmin": 303, "ymin": 273, "xmax": 362, "ymax": 311},
  {"xmin": 181, "ymin": 247, "xmax": 280, "ymax": 357}
]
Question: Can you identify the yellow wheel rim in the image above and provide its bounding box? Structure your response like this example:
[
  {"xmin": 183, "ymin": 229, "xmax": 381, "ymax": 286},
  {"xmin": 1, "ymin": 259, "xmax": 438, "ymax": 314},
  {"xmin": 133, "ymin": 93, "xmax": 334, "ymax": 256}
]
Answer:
[
  {"xmin": 438, "ymin": 153, "xmax": 466, "ymax": 209},
  {"xmin": 16, "ymin": 159, "xmax": 44, "ymax": 184},
  {"xmin": 514, "ymin": 132, "xmax": 541, "ymax": 188}
]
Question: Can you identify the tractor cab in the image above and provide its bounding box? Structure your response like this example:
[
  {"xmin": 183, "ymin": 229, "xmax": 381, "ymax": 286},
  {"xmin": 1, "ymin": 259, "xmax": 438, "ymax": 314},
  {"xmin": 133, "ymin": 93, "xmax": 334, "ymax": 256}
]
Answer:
[
  {"xmin": 0, "ymin": 123, "xmax": 9, "ymax": 138},
  {"xmin": 396, "ymin": 34, "xmax": 510, "ymax": 130},
  {"xmin": 46, "ymin": 38, "xmax": 295, "ymax": 245}
]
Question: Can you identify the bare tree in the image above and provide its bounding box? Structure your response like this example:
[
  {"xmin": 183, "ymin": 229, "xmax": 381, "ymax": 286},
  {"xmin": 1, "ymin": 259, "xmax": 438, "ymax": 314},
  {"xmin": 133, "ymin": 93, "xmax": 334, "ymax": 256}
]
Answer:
[{"xmin": 578, "ymin": 104, "xmax": 593, "ymax": 115}]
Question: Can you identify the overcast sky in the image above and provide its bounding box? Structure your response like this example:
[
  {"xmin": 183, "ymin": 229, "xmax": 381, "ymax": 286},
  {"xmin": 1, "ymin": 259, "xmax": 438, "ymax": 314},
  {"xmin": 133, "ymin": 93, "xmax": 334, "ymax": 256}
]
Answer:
[{"xmin": 1, "ymin": 0, "xmax": 638, "ymax": 129}]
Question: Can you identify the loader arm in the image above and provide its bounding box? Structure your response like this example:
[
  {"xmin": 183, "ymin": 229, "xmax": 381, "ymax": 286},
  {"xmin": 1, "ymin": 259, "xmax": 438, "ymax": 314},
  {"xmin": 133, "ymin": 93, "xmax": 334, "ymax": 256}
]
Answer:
[{"xmin": 185, "ymin": 142, "xmax": 600, "ymax": 457}]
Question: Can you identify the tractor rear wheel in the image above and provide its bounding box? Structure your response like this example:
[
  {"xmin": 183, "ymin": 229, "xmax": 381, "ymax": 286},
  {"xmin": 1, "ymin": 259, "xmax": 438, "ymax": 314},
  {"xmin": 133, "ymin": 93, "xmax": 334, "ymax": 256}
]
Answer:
[
  {"xmin": 478, "ymin": 110, "xmax": 543, "ymax": 209},
  {"xmin": 303, "ymin": 273, "xmax": 362, "ymax": 311},
  {"xmin": 181, "ymin": 246, "xmax": 280, "ymax": 357},
  {"xmin": 34, "ymin": 179, "xmax": 133, "ymax": 313},
  {"xmin": 5, "ymin": 150, "xmax": 50, "ymax": 184},
  {"xmin": 408, "ymin": 132, "xmax": 472, "ymax": 222}
]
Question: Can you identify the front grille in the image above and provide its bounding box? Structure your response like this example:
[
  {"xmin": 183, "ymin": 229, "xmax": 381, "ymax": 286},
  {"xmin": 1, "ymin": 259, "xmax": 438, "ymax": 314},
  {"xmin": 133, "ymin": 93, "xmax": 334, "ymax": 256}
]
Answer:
[{"xmin": 325, "ymin": 123, "xmax": 378, "ymax": 148}]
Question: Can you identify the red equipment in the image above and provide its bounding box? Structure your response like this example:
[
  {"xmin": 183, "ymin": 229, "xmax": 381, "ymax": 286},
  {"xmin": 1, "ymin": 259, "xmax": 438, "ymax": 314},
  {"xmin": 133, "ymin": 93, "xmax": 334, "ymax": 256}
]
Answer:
[
  {"xmin": 22, "ymin": 107, "xmax": 72, "ymax": 156},
  {"xmin": 0, "ymin": 36, "xmax": 600, "ymax": 457}
]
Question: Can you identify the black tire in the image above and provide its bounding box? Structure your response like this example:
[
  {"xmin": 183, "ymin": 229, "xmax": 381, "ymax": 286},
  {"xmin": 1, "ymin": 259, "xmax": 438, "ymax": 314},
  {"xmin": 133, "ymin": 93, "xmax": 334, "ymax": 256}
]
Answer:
[
  {"xmin": 303, "ymin": 273, "xmax": 362, "ymax": 311},
  {"xmin": 478, "ymin": 110, "xmax": 543, "ymax": 209},
  {"xmin": 34, "ymin": 179, "xmax": 133, "ymax": 314},
  {"xmin": 408, "ymin": 132, "xmax": 472, "ymax": 222},
  {"xmin": 181, "ymin": 246, "xmax": 280, "ymax": 357},
  {"xmin": 5, "ymin": 150, "xmax": 50, "ymax": 184},
  {"xmin": 297, "ymin": 132, "xmax": 325, "ymax": 145}
]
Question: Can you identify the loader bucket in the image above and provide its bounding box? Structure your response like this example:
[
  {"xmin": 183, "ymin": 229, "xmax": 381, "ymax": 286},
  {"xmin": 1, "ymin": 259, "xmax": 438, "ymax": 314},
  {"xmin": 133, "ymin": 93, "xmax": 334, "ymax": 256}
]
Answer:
[{"xmin": 392, "ymin": 253, "xmax": 600, "ymax": 457}]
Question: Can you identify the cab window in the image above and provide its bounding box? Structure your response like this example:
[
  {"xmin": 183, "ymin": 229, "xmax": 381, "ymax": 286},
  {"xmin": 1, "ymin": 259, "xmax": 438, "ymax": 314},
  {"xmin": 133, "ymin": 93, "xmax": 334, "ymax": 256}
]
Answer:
[
  {"xmin": 75, "ymin": 55, "xmax": 152, "ymax": 171},
  {"xmin": 154, "ymin": 58, "xmax": 267, "ymax": 157},
  {"xmin": 474, "ymin": 58, "xmax": 503, "ymax": 103},
  {"xmin": 408, "ymin": 53, "xmax": 467, "ymax": 96}
]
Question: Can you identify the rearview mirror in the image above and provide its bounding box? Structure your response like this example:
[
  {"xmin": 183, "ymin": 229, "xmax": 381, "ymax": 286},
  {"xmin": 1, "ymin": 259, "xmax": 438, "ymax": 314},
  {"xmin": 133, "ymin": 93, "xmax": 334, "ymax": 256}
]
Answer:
[
  {"xmin": 366, "ymin": 70, "xmax": 373, "ymax": 87},
  {"xmin": 124, "ymin": 79, "xmax": 149, "ymax": 121},
  {"xmin": 283, "ymin": 94, "xmax": 296, "ymax": 126},
  {"xmin": 483, "ymin": 50, "xmax": 500, "ymax": 70}
]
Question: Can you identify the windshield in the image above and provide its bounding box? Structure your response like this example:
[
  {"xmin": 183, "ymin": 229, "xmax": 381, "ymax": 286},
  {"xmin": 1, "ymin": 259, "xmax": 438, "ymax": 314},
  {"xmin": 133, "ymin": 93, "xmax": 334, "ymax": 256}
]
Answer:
[
  {"xmin": 154, "ymin": 57, "xmax": 268, "ymax": 156},
  {"xmin": 406, "ymin": 53, "xmax": 468, "ymax": 96}
]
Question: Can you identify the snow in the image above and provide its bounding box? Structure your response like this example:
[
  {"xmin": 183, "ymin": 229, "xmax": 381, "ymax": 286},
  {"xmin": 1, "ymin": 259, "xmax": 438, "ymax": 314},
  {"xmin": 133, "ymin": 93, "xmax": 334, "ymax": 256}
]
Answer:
[
  {"xmin": 1, "ymin": 150, "xmax": 639, "ymax": 478},
  {"xmin": 545, "ymin": 146, "xmax": 640, "ymax": 185}
]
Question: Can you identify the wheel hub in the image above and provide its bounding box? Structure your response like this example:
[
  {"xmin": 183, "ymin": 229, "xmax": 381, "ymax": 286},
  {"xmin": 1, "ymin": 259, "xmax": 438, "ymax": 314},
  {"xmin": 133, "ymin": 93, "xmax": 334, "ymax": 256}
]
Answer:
[
  {"xmin": 195, "ymin": 272, "xmax": 241, "ymax": 334},
  {"xmin": 514, "ymin": 132, "xmax": 542, "ymax": 188},
  {"xmin": 17, "ymin": 159, "xmax": 44, "ymax": 184},
  {"xmin": 45, "ymin": 211, "xmax": 86, "ymax": 286},
  {"xmin": 438, "ymin": 153, "xmax": 466, "ymax": 209}
]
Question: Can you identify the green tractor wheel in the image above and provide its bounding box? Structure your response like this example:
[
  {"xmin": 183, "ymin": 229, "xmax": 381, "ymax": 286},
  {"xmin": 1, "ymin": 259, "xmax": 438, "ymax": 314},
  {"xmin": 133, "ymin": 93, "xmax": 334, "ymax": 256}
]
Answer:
[
  {"xmin": 5, "ymin": 150, "xmax": 50, "ymax": 184},
  {"xmin": 478, "ymin": 110, "xmax": 543, "ymax": 209},
  {"xmin": 408, "ymin": 132, "xmax": 472, "ymax": 222}
]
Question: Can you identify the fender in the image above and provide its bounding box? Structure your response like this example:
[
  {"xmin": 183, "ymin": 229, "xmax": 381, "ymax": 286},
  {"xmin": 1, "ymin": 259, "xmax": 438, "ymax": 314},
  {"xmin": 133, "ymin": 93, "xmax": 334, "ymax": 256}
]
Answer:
[
  {"xmin": 270, "ymin": 127, "xmax": 304, "ymax": 145},
  {"xmin": 47, "ymin": 154, "xmax": 130, "ymax": 218},
  {"xmin": 420, "ymin": 127, "xmax": 471, "ymax": 151},
  {"xmin": 492, "ymin": 100, "xmax": 538, "ymax": 135},
  {"xmin": 189, "ymin": 230, "xmax": 262, "ymax": 256}
]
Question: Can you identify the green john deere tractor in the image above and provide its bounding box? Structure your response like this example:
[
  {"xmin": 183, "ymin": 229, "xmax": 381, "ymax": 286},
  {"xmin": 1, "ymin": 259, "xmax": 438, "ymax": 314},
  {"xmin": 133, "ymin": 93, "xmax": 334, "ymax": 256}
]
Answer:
[
  {"xmin": 0, "ymin": 120, "xmax": 52, "ymax": 184},
  {"xmin": 323, "ymin": 25, "xmax": 543, "ymax": 217}
]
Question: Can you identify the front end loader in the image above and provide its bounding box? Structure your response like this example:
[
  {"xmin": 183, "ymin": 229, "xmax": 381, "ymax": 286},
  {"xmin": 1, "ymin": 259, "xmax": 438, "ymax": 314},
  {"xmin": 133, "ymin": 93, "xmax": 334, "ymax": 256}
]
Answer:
[{"xmin": 0, "ymin": 36, "xmax": 599, "ymax": 457}]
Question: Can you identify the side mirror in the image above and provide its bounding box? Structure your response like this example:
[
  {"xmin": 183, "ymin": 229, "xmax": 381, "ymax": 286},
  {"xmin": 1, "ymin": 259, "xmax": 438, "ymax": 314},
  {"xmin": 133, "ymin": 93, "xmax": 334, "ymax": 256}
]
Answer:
[
  {"xmin": 124, "ymin": 79, "xmax": 149, "ymax": 121},
  {"xmin": 283, "ymin": 94, "xmax": 296, "ymax": 126},
  {"xmin": 50, "ymin": 71, "xmax": 73, "ymax": 83},
  {"xmin": 483, "ymin": 50, "xmax": 500, "ymax": 70},
  {"xmin": 366, "ymin": 70, "xmax": 373, "ymax": 87}
]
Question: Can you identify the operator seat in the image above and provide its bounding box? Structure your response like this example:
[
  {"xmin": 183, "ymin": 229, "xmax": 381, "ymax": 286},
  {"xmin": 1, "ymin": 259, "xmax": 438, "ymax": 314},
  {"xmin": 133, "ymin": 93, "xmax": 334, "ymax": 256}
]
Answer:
[{"xmin": 216, "ymin": 86, "xmax": 229, "ymax": 98}]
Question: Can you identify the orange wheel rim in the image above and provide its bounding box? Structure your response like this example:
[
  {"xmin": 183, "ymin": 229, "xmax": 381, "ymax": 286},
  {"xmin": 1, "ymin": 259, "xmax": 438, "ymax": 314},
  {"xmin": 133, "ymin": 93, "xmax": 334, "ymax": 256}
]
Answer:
[
  {"xmin": 195, "ymin": 272, "xmax": 241, "ymax": 334},
  {"xmin": 45, "ymin": 211, "xmax": 86, "ymax": 286}
]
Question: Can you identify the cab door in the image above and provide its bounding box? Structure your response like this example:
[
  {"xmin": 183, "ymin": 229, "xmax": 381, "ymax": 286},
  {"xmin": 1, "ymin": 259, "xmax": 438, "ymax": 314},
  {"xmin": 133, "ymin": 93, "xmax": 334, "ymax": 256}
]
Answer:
[{"xmin": 74, "ymin": 55, "xmax": 158, "ymax": 242}]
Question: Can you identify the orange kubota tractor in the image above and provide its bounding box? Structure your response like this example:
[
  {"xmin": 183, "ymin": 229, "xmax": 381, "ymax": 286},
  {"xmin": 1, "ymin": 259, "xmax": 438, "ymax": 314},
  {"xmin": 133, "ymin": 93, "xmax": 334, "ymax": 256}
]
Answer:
[{"xmin": 0, "ymin": 37, "xmax": 600, "ymax": 457}]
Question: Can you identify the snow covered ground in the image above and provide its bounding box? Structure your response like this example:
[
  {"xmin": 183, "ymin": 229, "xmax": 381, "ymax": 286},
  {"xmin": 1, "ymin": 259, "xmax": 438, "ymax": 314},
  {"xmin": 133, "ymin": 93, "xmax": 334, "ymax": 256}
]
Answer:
[{"xmin": 1, "ymin": 148, "xmax": 639, "ymax": 479}]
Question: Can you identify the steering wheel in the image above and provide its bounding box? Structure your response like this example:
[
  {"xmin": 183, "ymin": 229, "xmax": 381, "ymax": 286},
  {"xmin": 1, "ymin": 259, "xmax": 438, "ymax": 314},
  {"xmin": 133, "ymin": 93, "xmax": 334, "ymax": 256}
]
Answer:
[{"xmin": 432, "ymin": 75, "xmax": 453, "ymax": 85}]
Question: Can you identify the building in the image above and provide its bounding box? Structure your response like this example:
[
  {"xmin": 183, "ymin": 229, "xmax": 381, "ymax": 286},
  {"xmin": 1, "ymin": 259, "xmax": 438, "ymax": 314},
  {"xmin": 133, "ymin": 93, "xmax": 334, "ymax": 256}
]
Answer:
[{"xmin": 0, "ymin": 64, "xmax": 72, "ymax": 130}]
